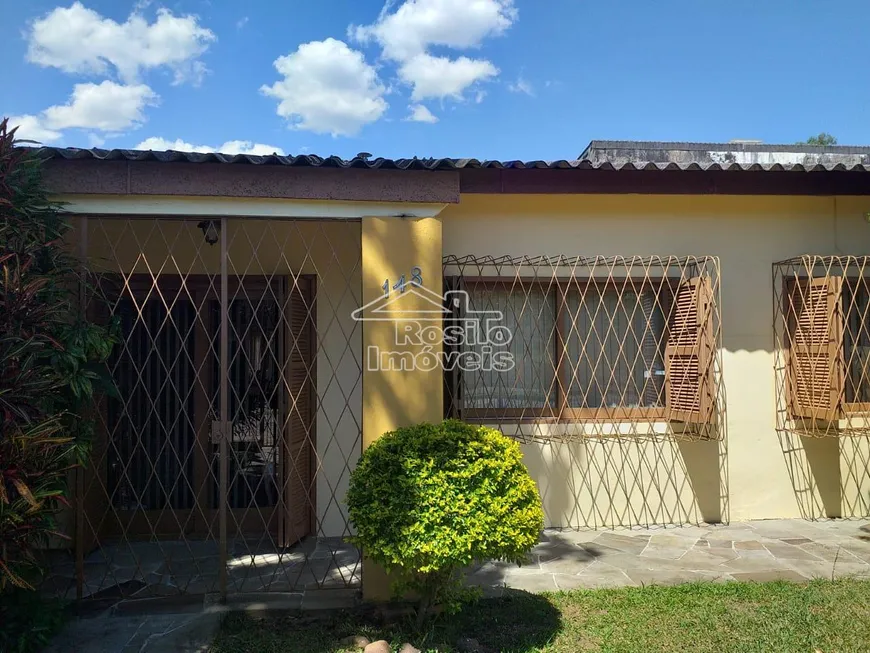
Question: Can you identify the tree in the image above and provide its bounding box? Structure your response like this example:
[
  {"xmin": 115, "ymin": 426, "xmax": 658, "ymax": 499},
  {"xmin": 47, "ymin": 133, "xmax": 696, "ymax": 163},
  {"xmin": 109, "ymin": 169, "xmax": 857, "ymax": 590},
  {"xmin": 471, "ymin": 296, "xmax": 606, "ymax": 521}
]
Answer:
[{"xmin": 799, "ymin": 133, "xmax": 838, "ymax": 146}]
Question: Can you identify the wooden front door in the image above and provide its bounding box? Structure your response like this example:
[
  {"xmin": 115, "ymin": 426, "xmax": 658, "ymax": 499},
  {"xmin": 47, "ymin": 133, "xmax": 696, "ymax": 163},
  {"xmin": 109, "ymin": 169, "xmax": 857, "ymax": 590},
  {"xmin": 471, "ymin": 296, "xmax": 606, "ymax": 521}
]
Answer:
[{"xmin": 280, "ymin": 276, "xmax": 316, "ymax": 547}]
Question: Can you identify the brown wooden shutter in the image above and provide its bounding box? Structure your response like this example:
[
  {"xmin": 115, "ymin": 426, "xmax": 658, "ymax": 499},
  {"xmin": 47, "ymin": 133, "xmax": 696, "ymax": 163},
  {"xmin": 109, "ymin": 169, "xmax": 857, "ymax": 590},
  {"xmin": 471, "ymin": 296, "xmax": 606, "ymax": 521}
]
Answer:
[
  {"xmin": 665, "ymin": 276, "xmax": 715, "ymax": 423},
  {"xmin": 787, "ymin": 276, "xmax": 843, "ymax": 421},
  {"xmin": 443, "ymin": 275, "xmax": 463, "ymax": 419},
  {"xmin": 281, "ymin": 275, "xmax": 316, "ymax": 547}
]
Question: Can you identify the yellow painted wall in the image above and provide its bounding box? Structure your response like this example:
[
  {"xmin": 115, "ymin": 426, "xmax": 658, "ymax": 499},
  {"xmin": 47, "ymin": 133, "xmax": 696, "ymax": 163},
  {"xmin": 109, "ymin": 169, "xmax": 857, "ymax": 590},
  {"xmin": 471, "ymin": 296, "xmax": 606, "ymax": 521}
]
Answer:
[
  {"xmin": 80, "ymin": 217, "xmax": 362, "ymax": 537},
  {"xmin": 441, "ymin": 194, "xmax": 870, "ymax": 525},
  {"xmin": 360, "ymin": 216, "xmax": 443, "ymax": 599},
  {"xmin": 360, "ymin": 216, "xmax": 445, "ymax": 443}
]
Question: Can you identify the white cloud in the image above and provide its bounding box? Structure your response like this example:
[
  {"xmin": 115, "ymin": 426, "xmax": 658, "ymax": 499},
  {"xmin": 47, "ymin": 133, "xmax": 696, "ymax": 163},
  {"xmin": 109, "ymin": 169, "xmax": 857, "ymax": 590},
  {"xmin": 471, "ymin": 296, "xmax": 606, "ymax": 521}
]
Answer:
[
  {"xmin": 236, "ymin": 16, "xmax": 249, "ymax": 29},
  {"xmin": 7, "ymin": 115, "xmax": 62, "ymax": 144},
  {"xmin": 352, "ymin": 0, "xmax": 516, "ymax": 60},
  {"xmin": 136, "ymin": 136, "xmax": 285, "ymax": 156},
  {"xmin": 507, "ymin": 74, "xmax": 534, "ymax": 96},
  {"xmin": 6, "ymin": 81, "xmax": 156, "ymax": 144},
  {"xmin": 399, "ymin": 54, "xmax": 497, "ymax": 101},
  {"xmin": 351, "ymin": 0, "xmax": 514, "ymax": 102},
  {"xmin": 136, "ymin": 137, "xmax": 209, "ymax": 152},
  {"xmin": 42, "ymin": 81, "xmax": 158, "ymax": 132},
  {"xmin": 405, "ymin": 104, "xmax": 438, "ymax": 123},
  {"xmin": 26, "ymin": 2, "xmax": 216, "ymax": 84},
  {"xmin": 218, "ymin": 140, "xmax": 285, "ymax": 156},
  {"xmin": 260, "ymin": 38, "xmax": 387, "ymax": 137},
  {"xmin": 87, "ymin": 133, "xmax": 106, "ymax": 148},
  {"xmin": 176, "ymin": 60, "xmax": 209, "ymax": 87}
]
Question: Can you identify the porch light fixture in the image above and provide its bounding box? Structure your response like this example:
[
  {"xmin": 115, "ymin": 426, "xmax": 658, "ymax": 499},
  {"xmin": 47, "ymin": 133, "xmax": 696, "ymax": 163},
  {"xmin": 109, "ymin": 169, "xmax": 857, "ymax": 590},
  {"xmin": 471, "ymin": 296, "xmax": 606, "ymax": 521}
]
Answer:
[{"xmin": 197, "ymin": 220, "xmax": 220, "ymax": 245}]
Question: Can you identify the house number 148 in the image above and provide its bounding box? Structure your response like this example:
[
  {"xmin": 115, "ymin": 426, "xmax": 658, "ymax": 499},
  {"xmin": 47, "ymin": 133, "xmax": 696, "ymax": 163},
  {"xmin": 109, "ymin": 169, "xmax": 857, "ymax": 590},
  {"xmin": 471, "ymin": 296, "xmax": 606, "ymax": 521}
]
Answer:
[{"xmin": 383, "ymin": 266, "xmax": 423, "ymax": 297}]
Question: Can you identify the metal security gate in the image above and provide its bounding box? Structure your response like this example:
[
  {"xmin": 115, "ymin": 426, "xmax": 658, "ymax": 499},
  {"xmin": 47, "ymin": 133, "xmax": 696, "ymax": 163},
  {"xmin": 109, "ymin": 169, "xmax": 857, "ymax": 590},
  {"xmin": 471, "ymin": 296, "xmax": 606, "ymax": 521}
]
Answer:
[
  {"xmin": 97, "ymin": 275, "xmax": 314, "ymax": 542},
  {"xmin": 48, "ymin": 216, "xmax": 362, "ymax": 602}
]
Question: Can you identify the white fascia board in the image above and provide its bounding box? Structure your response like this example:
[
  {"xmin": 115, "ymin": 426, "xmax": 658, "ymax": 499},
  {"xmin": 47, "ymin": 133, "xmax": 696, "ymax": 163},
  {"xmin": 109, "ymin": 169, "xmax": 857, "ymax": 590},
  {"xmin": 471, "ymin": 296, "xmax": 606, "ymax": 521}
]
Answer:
[{"xmin": 54, "ymin": 194, "xmax": 449, "ymax": 219}]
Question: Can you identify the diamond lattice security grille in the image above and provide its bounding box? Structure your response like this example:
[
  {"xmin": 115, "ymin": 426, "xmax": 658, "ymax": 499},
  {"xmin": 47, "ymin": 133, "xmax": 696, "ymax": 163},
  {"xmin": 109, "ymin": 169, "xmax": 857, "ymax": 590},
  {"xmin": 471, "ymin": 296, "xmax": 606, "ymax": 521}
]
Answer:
[
  {"xmin": 47, "ymin": 217, "xmax": 362, "ymax": 602},
  {"xmin": 773, "ymin": 255, "xmax": 870, "ymax": 520},
  {"xmin": 442, "ymin": 255, "xmax": 727, "ymax": 528}
]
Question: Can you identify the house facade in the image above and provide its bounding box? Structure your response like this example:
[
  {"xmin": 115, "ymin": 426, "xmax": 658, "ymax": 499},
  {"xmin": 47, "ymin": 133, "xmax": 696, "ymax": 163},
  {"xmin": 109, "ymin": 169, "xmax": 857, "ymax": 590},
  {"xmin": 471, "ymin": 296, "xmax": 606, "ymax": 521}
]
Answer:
[{"xmin": 39, "ymin": 141, "xmax": 870, "ymax": 601}]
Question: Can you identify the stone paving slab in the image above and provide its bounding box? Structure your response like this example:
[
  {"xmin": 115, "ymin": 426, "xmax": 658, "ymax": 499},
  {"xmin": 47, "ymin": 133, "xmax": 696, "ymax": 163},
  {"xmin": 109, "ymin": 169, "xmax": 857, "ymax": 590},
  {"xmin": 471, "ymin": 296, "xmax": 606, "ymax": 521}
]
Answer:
[
  {"xmin": 574, "ymin": 561, "xmax": 637, "ymax": 588},
  {"xmin": 43, "ymin": 537, "xmax": 361, "ymax": 601},
  {"xmin": 469, "ymin": 519, "xmax": 870, "ymax": 594},
  {"xmin": 730, "ymin": 570, "xmax": 809, "ymax": 583}
]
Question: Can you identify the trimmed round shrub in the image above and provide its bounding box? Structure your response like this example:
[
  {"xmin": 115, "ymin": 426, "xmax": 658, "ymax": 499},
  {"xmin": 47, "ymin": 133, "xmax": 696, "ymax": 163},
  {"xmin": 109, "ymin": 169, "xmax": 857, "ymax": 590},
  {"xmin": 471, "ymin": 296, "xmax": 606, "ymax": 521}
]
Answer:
[{"xmin": 346, "ymin": 420, "xmax": 543, "ymax": 615}]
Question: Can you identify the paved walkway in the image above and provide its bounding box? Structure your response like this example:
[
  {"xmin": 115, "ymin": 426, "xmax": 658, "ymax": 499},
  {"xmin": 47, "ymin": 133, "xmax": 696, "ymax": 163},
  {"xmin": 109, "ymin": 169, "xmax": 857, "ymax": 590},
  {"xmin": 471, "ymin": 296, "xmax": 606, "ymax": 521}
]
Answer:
[
  {"xmin": 47, "ymin": 519, "xmax": 870, "ymax": 652},
  {"xmin": 469, "ymin": 519, "xmax": 870, "ymax": 594},
  {"xmin": 44, "ymin": 537, "xmax": 360, "ymax": 600}
]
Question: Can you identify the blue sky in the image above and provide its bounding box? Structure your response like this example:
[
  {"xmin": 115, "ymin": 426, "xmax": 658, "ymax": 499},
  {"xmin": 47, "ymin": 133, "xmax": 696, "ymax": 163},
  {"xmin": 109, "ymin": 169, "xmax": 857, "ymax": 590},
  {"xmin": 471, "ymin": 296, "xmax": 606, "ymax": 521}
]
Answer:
[{"xmin": 2, "ymin": 0, "xmax": 869, "ymax": 160}]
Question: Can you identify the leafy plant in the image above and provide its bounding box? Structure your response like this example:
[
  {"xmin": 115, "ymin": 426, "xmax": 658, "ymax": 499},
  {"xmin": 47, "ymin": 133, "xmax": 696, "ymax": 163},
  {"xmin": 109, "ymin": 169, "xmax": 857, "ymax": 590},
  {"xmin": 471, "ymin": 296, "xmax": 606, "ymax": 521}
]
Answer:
[
  {"xmin": 346, "ymin": 420, "xmax": 543, "ymax": 627},
  {"xmin": 0, "ymin": 588, "xmax": 67, "ymax": 653},
  {"xmin": 0, "ymin": 117, "xmax": 118, "ymax": 591}
]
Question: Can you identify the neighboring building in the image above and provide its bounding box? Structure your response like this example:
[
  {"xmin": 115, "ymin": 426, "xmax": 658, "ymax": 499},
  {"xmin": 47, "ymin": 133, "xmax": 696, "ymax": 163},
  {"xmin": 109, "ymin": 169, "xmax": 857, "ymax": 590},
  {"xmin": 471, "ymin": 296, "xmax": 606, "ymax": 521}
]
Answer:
[
  {"xmin": 580, "ymin": 139, "xmax": 870, "ymax": 169},
  {"xmin": 38, "ymin": 141, "xmax": 870, "ymax": 601}
]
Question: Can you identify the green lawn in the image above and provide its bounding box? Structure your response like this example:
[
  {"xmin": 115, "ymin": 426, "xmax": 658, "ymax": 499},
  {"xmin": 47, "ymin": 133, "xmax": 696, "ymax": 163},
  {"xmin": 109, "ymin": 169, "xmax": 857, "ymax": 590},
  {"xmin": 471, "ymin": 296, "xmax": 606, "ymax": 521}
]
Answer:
[{"xmin": 209, "ymin": 579, "xmax": 870, "ymax": 653}]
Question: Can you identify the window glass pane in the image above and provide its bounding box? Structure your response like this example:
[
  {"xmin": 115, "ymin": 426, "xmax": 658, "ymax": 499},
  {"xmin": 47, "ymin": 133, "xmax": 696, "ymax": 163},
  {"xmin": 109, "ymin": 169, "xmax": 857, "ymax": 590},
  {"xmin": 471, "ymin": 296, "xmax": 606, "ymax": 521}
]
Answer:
[
  {"xmin": 566, "ymin": 287, "xmax": 666, "ymax": 408},
  {"xmin": 462, "ymin": 284, "xmax": 556, "ymax": 410},
  {"xmin": 108, "ymin": 292, "xmax": 196, "ymax": 511},
  {"xmin": 844, "ymin": 278, "xmax": 870, "ymax": 403}
]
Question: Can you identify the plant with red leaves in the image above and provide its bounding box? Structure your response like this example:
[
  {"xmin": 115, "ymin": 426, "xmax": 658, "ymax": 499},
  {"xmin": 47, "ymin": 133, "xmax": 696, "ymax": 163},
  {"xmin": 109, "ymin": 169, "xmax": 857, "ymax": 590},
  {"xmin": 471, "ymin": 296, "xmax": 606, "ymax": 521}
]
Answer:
[{"xmin": 0, "ymin": 118, "xmax": 117, "ymax": 590}]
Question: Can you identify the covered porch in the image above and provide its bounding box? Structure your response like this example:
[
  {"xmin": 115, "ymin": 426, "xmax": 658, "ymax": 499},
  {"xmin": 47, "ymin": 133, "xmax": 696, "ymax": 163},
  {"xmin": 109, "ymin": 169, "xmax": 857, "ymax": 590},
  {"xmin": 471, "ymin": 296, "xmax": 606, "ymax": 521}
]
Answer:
[{"xmin": 40, "ymin": 194, "xmax": 447, "ymax": 604}]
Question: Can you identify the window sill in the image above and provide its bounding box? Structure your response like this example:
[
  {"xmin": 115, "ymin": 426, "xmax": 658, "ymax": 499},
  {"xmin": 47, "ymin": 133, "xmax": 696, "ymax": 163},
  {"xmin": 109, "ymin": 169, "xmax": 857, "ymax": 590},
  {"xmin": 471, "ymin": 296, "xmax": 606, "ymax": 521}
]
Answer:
[
  {"xmin": 462, "ymin": 408, "xmax": 668, "ymax": 422},
  {"xmin": 463, "ymin": 416, "xmax": 664, "ymax": 425},
  {"xmin": 786, "ymin": 412, "xmax": 870, "ymax": 436}
]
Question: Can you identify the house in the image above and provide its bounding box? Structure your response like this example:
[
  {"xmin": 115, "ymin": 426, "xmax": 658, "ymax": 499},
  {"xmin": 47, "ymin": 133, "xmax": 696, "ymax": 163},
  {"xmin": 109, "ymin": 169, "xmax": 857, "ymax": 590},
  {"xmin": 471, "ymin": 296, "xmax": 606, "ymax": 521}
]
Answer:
[{"xmin": 38, "ymin": 140, "xmax": 870, "ymax": 601}]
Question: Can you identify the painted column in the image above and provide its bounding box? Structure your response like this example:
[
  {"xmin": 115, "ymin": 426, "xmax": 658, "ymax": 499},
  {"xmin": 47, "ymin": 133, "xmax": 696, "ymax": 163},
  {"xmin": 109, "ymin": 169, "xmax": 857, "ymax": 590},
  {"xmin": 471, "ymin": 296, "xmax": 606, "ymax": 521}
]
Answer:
[{"xmin": 360, "ymin": 216, "xmax": 443, "ymax": 600}]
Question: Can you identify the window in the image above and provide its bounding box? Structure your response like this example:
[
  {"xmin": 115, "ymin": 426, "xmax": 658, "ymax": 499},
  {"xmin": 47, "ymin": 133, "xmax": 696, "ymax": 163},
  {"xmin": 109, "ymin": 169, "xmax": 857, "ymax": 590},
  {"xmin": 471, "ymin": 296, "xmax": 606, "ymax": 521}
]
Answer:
[
  {"xmin": 564, "ymin": 286, "xmax": 667, "ymax": 411},
  {"xmin": 447, "ymin": 275, "xmax": 715, "ymax": 424},
  {"xmin": 786, "ymin": 271, "xmax": 870, "ymax": 419},
  {"xmin": 461, "ymin": 283, "xmax": 557, "ymax": 413},
  {"xmin": 844, "ymin": 278, "xmax": 870, "ymax": 404}
]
